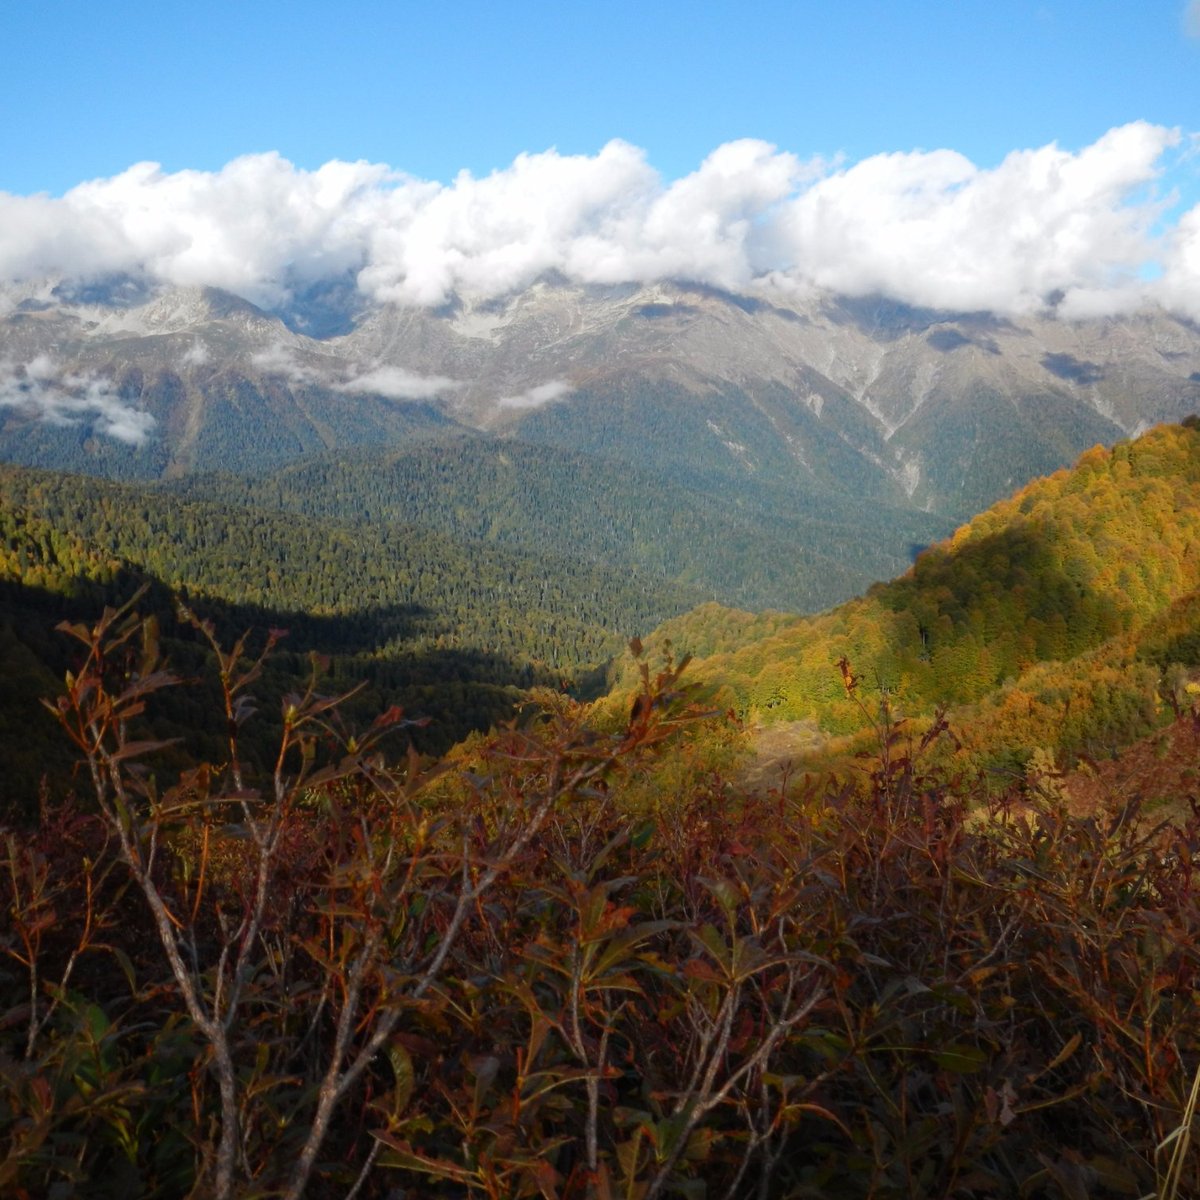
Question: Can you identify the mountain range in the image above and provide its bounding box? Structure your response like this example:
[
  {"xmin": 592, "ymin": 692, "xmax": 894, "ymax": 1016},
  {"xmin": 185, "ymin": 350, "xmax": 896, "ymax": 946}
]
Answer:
[{"xmin": 3, "ymin": 275, "xmax": 1199, "ymax": 613}]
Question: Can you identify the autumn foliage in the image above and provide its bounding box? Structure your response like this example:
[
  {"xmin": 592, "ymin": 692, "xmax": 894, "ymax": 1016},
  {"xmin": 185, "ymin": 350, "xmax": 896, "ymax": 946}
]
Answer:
[
  {"xmin": 612, "ymin": 422, "xmax": 1200, "ymax": 776},
  {"xmin": 3, "ymin": 594, "xmax": 1200, "ymax": 1199}
]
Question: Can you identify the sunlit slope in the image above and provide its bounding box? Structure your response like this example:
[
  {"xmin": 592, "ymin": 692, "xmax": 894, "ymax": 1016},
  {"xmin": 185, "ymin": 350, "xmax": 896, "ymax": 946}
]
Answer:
[{"xmin": 609, "ymin": 421, "xmax": 1200, "ymax": 739}]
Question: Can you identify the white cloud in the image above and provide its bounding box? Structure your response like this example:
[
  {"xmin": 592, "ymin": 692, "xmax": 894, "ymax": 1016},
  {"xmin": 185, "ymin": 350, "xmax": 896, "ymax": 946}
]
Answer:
[
  {"xmin": 181, "ymin": 340, "xmax": 210, "ymax": 366},
  {"xmin": 336, "ymin": 365, "xmax": 461, "ymax": 400},
  {"xmin": 249, "ymin": 342, "xmax": 325, "ymax": 385},
  {"xmin": 0, "ymin": 126, "xmax": 1197, "ymax": 320},
  {"xmin": 497, "ymin": 380, "xmax": 573, "ymax": 410},
  {"xmin": 250, "ymin": 344, "xmax": 461, "ymax": 397},
  {"xmin": 56, "ymin": 155, "xmax": 395, "ymax": 310},
  {"xmin": 1186, "ymin": 1, "xmax": 1200, "ymax": 37},
  {"xmin": 774, "ymin": 122, "xmax": 1180, "ymax": 316},
  {"xmin": 1159, "ymin": 201, "xmax": 1200, "ymax": 318},
  {"xmin": 0, "ymin": 357, "xmax": 156, "ymax": 445}
]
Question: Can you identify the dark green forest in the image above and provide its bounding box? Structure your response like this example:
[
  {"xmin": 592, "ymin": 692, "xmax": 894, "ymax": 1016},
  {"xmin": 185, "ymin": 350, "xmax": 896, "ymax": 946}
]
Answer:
[
  {"xmin": 174, "ymin": 431, "xmax": 952, "ymax": 614},
  {"xmin": 0, "ymin": 459, "xmax": 712, "ymax": 808}
]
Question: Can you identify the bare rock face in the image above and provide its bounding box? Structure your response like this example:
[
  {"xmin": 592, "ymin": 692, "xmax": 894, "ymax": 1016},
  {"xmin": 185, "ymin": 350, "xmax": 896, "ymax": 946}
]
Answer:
[{"xmin": 2, "ymin": 274, "xmax": 1198, "ymax": 522}]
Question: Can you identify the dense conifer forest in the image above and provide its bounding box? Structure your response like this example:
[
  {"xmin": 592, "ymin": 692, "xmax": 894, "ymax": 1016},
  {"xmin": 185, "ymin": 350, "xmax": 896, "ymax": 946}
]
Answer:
[
  {"xmin": 173, "ymin": 432, "xmax": 952, "ymax": 614},
  {"xmin": 0, "ymin": 456, "xmax": 709, "ymax": 805}
]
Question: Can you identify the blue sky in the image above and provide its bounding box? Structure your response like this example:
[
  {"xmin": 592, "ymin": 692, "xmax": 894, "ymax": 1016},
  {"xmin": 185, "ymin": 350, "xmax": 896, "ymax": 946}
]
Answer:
[
  {"xmin": 1, "ymin": 1, "xmax": 1198, "ymax": 321},
  {"xmin": 3, "ymin": 0, "xmax": 1197, "ymax": 194}
]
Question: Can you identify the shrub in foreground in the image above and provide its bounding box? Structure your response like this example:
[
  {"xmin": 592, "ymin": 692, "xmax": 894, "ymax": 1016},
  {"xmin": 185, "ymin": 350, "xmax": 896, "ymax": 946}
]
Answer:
[{"xmin": 2, "ymin": 600, "xmax": 1199, "ymax": 1197}]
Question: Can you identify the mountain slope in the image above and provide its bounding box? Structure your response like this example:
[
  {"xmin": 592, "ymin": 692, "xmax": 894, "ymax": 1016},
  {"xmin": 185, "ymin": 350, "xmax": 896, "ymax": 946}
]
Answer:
[
  {"xmin": 605, "ymin": 421, "xmax": 1200, "ymax": 767},
  {"xmin": 5, "ymin": 274, "xmax": 1200, "ymax": 658},
  {"xmin": 175, "ymin": 433, "xmax": 952, "ymax": 613},
  {"xmin": 0, "ymin": 459, "xmax": 727, "ymax": 806},
  {"xmin": 0, "ymin": 462, "xmax": 702, "ymax": 669},
  {"xmin": 4, "ymin": 276, "xmax": 1199, "ymax": 558}
]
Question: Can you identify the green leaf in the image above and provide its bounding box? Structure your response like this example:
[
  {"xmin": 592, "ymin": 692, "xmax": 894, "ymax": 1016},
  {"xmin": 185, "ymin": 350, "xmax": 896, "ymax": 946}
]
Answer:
[
  {"xmin": 699, "ymin": 876, "xmax": 739, "ymax": 920},
  {"xmin": 631, "ymin": 820, "xmax": 655, "ymax": 850},
  {"xmin": 108, "ymin": 946, "xmax": 137, "ymax": 996},
  {"xmin": 653, "ymin": 1111, "xmax": 691, "ymax": 1161},
  {"xmin": 84, "ymin": 1002, "xmax": 110, "ymax": 1042},
  {"xmin": 1045, "ymin": 1031, "xmax": 1083, "ymax": 1073},
  {"xmin": 387, "ymin": 1043, "xmax": 415, "ymax": 1118},
  {"xmin": 684, "ymin": 1124, "xmax": 715, "ymax": 1162},
  {"xmin": 933, "ymin": 1043, "xmax": 988, "ymax": 1074},
  {"xmin": 693, "ymin": 923, "xmax": 730, "ymax": 970}
]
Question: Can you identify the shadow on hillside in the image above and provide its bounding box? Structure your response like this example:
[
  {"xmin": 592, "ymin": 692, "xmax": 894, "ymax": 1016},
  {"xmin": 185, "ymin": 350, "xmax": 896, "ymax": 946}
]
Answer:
[
  {"xmin": 822, "ymin": 294, "xmax": 1019, "ymax": 341},
  {"xmin": 1041, "ymin": 352, "xmax": 1104, "ymax": 385},
  {"xmin": 1131, "ymin": 589, "xmax": 1200, "ymax": 669},
  {"xmin": 0, "ymin": 568, "xmax": 434, "ymax": 657},
  {"xmin": 0, "ymin": 569, "xmax": 565, "ymax": 824},
  {"xmin": 893, "ymin": 518, "xmax": 1133, "ymax": 694}
]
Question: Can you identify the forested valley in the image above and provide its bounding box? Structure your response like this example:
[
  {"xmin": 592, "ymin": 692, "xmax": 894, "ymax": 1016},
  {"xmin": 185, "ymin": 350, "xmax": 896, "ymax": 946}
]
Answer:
[{"xmin": 0, "ymin": 454, "xmax": 706, "ymax": 807}]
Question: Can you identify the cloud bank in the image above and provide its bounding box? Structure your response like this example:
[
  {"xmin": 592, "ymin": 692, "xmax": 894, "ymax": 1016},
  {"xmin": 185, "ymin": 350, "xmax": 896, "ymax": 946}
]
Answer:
[
  {"xmin": 336, "ymin": 365, "xmax": 461, "ymax": 400},
  {"xmin": 497, "ymin": 381, "xmax": 573, "ymax": 410},
  {"xmin": 250, "ymin": 342, "xmax": 460, "ymax": 398},
  {"xmin": 2, "ymin": 124, "xmax": 1198, "ymax": 319},
  {"xmin": 0, "ymin": 357, "xmax": 155, "ymax": 445}
]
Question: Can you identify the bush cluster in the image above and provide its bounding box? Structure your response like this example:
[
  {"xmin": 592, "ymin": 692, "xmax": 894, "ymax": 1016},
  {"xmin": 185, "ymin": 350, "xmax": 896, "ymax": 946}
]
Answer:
[{"xmin": 3, "ymin": 600, "xmax": 1200, "ymax": 1198}]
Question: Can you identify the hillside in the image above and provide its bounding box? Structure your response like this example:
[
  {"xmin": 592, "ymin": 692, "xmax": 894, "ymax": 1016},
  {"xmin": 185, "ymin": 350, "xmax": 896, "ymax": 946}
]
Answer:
[
  {"xmin": 5, "ymin": 408, "xmax": 1200, "ymax": 1200},
  {"xmin": 175, "ymin": 433, "xmax": 952, "ymax": 613},
  {"xmin": 0, "ymin": 458, "xmax": 709, "ymax": 660},
  {"xmin": 607, "ymin": 420, "xmax": 1200, "ymax": 773},
  {"xmin": 7, "ymin": 479, "xmax": 1200, "ymax": 1199},
  {"xmin": 0, "ymin": 459, "xmax": 715, "ymax": 808}
]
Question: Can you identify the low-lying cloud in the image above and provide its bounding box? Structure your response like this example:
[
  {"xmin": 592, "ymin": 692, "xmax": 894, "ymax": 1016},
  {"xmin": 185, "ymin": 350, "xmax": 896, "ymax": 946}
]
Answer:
[
  {"xmin": 181, "ymin": 340, "xmax": 210, "ymax": 366},
  {"xmin": 249, "ymin": 342, "xmax": 322, "ymax": 385},
  {"xmin": 336, "ymin": 365, "xmax": 461, "ymax": 400},
  {"xmin": 0, "ymin": 357, "xmax": 156, "ymax": 445},
  {"xmin": 497, "ymin": 381, "xmax": 573, "ymax": 410},
  {"xmin": 250, "ymin": 342, "xmax": 460, "ymax": 398},
  {"xmin": 2, "ymin": 124, "xmax": 1198, "ymax": 320}
]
